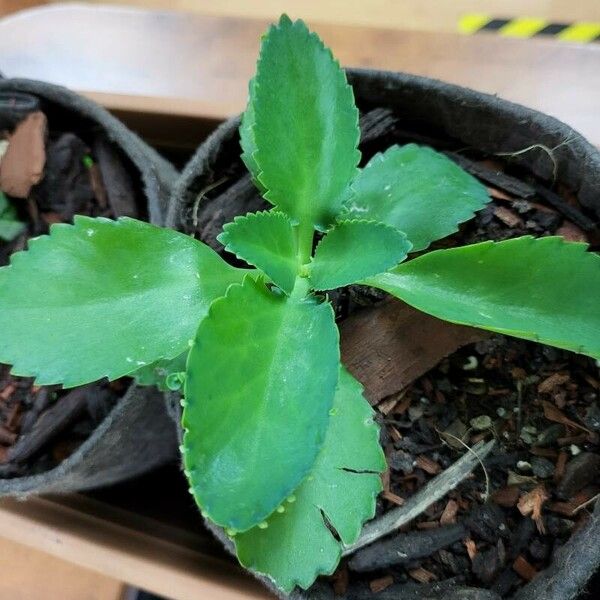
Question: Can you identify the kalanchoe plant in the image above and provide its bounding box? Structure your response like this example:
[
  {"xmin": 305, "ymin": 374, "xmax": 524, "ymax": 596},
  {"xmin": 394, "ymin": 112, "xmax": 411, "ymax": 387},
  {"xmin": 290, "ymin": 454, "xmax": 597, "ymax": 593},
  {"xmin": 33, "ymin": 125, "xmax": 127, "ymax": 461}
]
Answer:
[{"xmin": 0, "ymin": 14, "xmax": 599, "ymax": 592}]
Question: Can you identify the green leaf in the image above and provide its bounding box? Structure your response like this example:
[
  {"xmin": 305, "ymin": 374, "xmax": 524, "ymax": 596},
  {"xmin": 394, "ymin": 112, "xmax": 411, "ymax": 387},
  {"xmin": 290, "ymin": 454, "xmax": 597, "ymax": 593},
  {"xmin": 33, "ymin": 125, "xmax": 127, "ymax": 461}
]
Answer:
[
  {"xmin": 251, "ymin": 15, "xmax": 360, "ymax": 229},
  {"xmin": 343, "ymin": 144, "xmax": 490, "ymax": 251},
  {"xmin": 239, "ymin": 78, "xmax": 265, "ymax": 193},
  {"xmin": 217, "ymin": 211, "xmax": 298, "ymax": 293},
  {"xmin": 0, "ymin": 216, "xmax": 248, "ymax": 386},
  {"xmin": 365, "ymin": 236, "xmax": 600, "ymax": 358},
  {"xmin": 235, "ymin": 368, "xmax": 385, "ymax": 592},
  {"xmin": 183, "ymin": 275, "xmax": 339, "ymax": 532},
  {"xmin": 0, "ymin": 191, "xmax": 25, "ymax": 242},
  {"xmin": 309, "ymin": 220, "xmax": 412, "ymax": 290},
  {"xmin": 133, "ymin": 351, "xmax": 188, "ymax": 392}
]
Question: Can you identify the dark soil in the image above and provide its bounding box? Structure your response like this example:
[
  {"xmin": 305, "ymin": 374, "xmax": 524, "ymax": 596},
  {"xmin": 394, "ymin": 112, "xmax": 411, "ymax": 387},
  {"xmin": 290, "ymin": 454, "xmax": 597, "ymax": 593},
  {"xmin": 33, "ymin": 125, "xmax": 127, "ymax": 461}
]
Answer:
[
  {"xmin": 0, "ymin": 100, "xmax": 146, "ymax": 477},
  {"xmin": 177, "ymin": 107, "xmax": 600, "ymax": 597}
]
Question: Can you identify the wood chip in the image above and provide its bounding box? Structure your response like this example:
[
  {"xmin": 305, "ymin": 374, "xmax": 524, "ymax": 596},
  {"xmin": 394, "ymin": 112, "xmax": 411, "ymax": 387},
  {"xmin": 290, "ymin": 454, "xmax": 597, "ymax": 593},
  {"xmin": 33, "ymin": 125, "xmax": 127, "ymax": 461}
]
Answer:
[
  {"xmin": 408, "ymin": 567, "xmax": 437, "ymax": 584},
  {"xmin": 491, "ymin": 486, "xmax": 520, "ymax": 508},
  {"xmin": 0, "ymin": 111, "xmax": 47, "ymax": 198},
  {"xmin": 369, "ymin": 575, "xmax": 394, "ymax": 593},
  {"xmin": 517, "ymin": 485, "xmax": 549, "ymax": 533},
  {"xmin": 493, "ymin": 206, "xmax": 523, "ymax": 228},
  {"xmin": 377, "ymin": 395, "xmax": 399, "ymax": 415},
  {"xmin": 440, "ymin": 499, "xmax": 459, "ymax": 525},
  {"xmin": 538, "ymin": 373, "xmax": 570, "ymax": 394},
  {"xmin": 513, "ymin": 555, "xmax": 538, "ymax": 581},
  {"xmin": 416, "ymin": 455, "xmax": 442, "ymax": 475},
  {"xmin": 554, "ymin": 451, "xmax": 568, "ymax": 483},
  {"xmin": 464, "ymin": 538, "xmax": 478, "ymax": 560},
  {"xmin": 0, "ymin": 384, "xmax": 16, "ymax": 401},
  {"xmin": 542, "ymin": 400, "xmax": 591, "ymax": 434},
  {"xmin": 382, "ymin": 490, "xmax": 405, "ymax": 506},
  {"xmin": 557, "ymin": 221, "xmax": 588, "ymax": 243},
  {"xmin": 332, "ymin": 565, "xmax": 348, "ymax": 595},
  {"xmin": 487, "ymin": 186, "xmax": 513, "ymax": 201},
  {"xmin": 340, "ymin": 300, "xmax": 487, "ymax": 404}
]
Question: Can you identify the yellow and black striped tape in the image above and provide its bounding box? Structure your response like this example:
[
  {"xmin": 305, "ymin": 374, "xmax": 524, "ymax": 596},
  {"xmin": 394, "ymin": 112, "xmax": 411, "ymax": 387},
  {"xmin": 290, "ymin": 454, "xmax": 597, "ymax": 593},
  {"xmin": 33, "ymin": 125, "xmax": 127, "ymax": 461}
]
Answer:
[{"xmin": 459, "ymin": 15, "xmax": 600, "ymax": 43}]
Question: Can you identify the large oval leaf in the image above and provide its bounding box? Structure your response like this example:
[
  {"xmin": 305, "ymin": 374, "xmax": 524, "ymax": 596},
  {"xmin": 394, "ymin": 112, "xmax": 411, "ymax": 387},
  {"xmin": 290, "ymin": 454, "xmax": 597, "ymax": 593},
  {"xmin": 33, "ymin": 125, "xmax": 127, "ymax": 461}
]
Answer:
[
  {"xmin": 309, "ymin": 220, "xmax": 412, "ymax": 290},
  {"xmin": 182, "ymin": 276, "xmax": 339, "ymax": 532},
  {"xmin": 0, "ymin": 216, "xmax": 247, "ymax": 386},
  {"xmin": 343, "ymin": 144, "xmax": 490, "ymax": 251},
  {"xmin": 252, "ymin": 15, "xmax": 360, "ymax": 229},
  {"xmin": 365, "ymin": 237, "xmax": 600, "ymax": 358},
  {"xmin": 235, "ymin": 368, "xmax": 385, "ymax": 593}
]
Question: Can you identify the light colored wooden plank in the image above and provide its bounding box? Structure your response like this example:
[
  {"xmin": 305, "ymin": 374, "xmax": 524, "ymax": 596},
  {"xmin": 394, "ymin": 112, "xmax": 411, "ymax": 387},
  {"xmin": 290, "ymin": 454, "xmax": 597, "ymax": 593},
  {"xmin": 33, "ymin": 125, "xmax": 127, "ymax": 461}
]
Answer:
[
  {"xmin": 55, "ymin": 0, "xmax": 600, "ymax": 33},
  {"xmin": 0, "ymin": 495, "xmax": 272, "ymax": 600},
  {"xmin": 0, "ymin": 534, "xmax": 125, "ymax": 600},
  {"xmin": 1, "ymin": 5, "xmax": 598, "ymax": 146}
]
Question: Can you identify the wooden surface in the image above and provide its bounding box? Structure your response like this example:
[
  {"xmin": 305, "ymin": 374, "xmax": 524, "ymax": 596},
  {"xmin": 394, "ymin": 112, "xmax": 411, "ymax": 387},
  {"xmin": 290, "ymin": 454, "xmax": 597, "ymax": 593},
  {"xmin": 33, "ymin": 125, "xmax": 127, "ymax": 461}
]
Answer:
[
  {"xmin": 57, "ymin": 0, "xmax": 600, "ymax": 32},
  {"xmin": 0, "ymin": 4, "xmax": 599, "ymax": 146},
  {"xmin": 0, "ymin": 495, "xmax": 271, "ymax": 600},
  {"xmin": 0, "ymin": 535, "xmax": 125, "ymax": 600}
]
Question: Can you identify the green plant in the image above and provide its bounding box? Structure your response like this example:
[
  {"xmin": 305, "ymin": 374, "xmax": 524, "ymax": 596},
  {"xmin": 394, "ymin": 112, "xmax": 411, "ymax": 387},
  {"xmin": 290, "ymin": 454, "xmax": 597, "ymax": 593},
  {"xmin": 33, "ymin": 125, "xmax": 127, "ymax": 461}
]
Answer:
[
  {"xmin": 0, "ymin": 14, "xmax": 599, "ymax": 592},
  {"xmin": 0, "ymin": 191, "xmax": 25, "ymax": 242}
]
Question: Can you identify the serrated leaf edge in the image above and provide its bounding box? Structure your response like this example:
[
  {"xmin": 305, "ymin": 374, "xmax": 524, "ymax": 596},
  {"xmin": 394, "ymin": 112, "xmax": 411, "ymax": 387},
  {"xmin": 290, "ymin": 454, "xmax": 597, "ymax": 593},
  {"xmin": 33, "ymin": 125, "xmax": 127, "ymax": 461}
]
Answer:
[
  {"xmin": 236, "ymin": 370, "xmax": 385, "ymax": 592},
  {"xmin": 343, "ymin": 143, "xmax": 491, "ymax": 251},
  {"xmin": 309, "ymin": 218, "xmax": 412, "ymax": 291},
  {"xmin": 250, "ymin": 16, "xmax": 361, "ymax": 226}
]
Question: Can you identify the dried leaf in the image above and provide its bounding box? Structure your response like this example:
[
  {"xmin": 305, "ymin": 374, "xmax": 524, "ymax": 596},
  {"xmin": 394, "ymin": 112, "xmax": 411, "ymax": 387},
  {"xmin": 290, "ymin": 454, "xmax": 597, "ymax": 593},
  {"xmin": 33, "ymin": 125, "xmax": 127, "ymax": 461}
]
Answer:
[{"xmin": 542, "ymin": 400, "xmax": 591, "ymax": 434}]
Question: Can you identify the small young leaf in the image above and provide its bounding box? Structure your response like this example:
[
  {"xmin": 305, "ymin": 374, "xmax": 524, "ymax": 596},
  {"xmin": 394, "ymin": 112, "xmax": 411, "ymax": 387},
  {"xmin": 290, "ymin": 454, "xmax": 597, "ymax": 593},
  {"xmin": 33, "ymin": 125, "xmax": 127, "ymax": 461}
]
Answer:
[
  {"xmin": 343, "ymin": 144, "xmax": 490, "ymax": 251},
  {"xmin": 183, "ymin": 276, "xmax": 339, "ymax": 532},
  {"xmin": 0, "ymin": 216, "xmax": 248, "ymax": 386},
  {"xmin": 251, "ymin": 15, "xmax": 360, "ymax": 229},
  {"xmin": 0, "ymin": 191, "xmax": 25, "ymax": 242},
  {"xmin": 218, "ymin": 211, "xmax": 298, "ymax": 293},
  {"xmin": 133, "ymin": 351, "xmax": 188, "ymax": 392},
  {"xmin": 309, "ymin": 220, "xmax": 411, "ymax": 290},
  {"xmin": 235, "ymin": 368, "xmax": 385, "ymax": 592},
  {"xmin": 239, "ymin": 78, "xmax": 265, "ymax": 192},
  {"xmin": 364, "ymin": 236, "xmax": 600, "ymax": 358}
]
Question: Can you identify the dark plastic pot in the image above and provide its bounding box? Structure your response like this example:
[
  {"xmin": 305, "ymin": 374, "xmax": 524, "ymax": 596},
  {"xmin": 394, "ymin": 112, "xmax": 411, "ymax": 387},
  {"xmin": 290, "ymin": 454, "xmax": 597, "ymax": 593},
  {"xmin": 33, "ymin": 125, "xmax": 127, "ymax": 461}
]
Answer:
[
  {"xmin": 0, "ymin": 78, "xmax": 179, "ymax": 495},
  {"xmin": 166, "ymin": 69, "xmax": 600, "ymax": 600}
]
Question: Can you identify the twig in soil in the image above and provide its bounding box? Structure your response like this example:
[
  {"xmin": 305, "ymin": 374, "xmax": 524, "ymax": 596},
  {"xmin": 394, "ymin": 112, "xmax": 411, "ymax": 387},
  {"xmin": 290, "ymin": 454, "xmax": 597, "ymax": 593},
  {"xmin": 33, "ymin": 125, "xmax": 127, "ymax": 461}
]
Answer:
[
  {"xmin": 437, "ymin": 430, "xmax": 491, "ymax": 501},
  {"xmin": 191, "ymin": 176, "xmax": 228, "ymax": 230},
  {"xmin": 572, "ymin": 492, "xmax": 600, "ymax": 514},
  {"xmin": 344, "ymin": 440, "xmax": 495, "ymax": 555},
  {"xmin": 446, "ymin": 153, "xmax": 535, "ymax": 199}
]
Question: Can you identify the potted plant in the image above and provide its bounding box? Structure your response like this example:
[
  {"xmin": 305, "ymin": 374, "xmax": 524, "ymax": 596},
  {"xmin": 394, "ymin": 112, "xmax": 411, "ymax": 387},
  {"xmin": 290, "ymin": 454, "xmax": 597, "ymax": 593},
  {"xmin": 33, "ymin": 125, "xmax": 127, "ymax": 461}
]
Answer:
[
  {"xmin": 1, "ymin": 16, "xmax": 599, "ymax": 599},
  {"xmin": 0, "ymin": 79, "xmax": 179, "ymax": 495}
]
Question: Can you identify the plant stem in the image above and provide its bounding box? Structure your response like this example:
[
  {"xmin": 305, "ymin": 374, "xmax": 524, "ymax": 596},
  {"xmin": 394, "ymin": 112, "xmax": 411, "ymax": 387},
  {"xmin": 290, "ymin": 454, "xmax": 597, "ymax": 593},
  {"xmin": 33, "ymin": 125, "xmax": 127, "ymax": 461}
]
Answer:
[{"xmin": 297, "ymin": 221, "xmax": 314, "ymax": 266}]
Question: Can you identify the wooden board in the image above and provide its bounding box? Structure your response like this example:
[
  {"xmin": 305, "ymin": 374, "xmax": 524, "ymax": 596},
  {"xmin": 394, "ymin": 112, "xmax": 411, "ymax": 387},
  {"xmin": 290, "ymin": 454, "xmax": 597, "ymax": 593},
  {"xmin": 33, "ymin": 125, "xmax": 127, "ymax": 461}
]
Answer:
[
  {"xmin": 0, "ymin": 534, "xmax": 125, "ymax": 600},
  {"xmin": 0, "ymin": 494, "xmax": 271, "ymax": 599},
  {"xmin": 57, "ymin": 0, "xmax": 600, "ymax": 33},
  {"xmin": 0, "ymin": 4, "xmax": 599, "ymax": 147}
]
